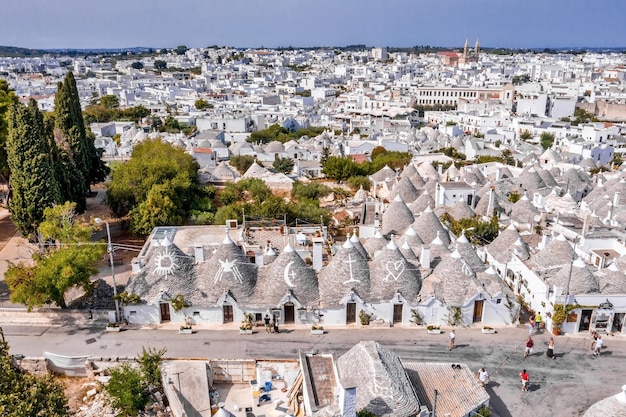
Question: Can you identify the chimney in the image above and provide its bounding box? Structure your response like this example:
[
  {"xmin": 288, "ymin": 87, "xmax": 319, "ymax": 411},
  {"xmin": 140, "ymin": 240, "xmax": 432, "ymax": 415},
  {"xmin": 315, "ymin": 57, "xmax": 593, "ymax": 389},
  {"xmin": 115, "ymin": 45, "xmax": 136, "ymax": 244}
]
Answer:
[
  {"xmin": 312, "ymin": 237, "xmax": 324, "ymax": 272},
  {"xmin": 255, "ymin": 251, "xmax": 264, "ymax": 267},
  {"xmin": 582, "ymin": 212, "xmax": 590, "ymax": 238},
  {"xmin": 420, "ymin": 246, "xmax": 431, "ymax": 268},
  {"xmin": 495, "ymin": 168, "xmax": 501, "ymax": 181},
  {"xmin": 194, "ymin": 246, "xmax": 204, "ymax": 262},
  {"xmin": 614, "ymin": 192, "xmax": 621, "ymax": 208}
]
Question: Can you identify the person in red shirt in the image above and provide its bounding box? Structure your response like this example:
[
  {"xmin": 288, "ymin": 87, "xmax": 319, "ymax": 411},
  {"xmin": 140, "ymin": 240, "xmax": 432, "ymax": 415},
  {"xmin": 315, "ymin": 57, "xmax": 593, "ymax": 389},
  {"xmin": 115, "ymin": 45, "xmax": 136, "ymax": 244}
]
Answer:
[
  {"xmin": 524, "ymin": 336, "xmax": 534, "ymax": 358},
  {"xmin": 520, "ymin": 369, "xmax": 530, "ymax": 392}
]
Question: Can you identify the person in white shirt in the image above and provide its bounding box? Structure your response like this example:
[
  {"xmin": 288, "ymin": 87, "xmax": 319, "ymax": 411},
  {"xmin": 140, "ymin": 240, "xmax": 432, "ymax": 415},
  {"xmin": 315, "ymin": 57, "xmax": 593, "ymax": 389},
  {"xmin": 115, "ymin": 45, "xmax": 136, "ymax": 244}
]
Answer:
[
  {"xmin": 449, "ymin": 330, "xmax": 456, "ymax": 351},
  {"xmin": 593, "ymin": 335, "xmax": 604, "ymax": 357},
  {"xmin": 477, "ymin": 368, "xmax": 490, "ymax": 387}
]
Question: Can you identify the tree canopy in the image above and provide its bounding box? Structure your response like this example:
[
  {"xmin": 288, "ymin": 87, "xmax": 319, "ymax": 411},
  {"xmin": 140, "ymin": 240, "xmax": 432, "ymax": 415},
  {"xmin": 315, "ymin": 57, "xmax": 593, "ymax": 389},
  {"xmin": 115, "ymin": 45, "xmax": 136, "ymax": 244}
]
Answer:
[
  {"xmin": 0, "ymin": 341, "xmax": 69, "ymax": 417},
  {"xmin": 272, "ymin": 156, "xmax": 294, "ymax": 174},
  {"xmin": 5, "ymin": 202, "xmax": 105, "ymax": 309},
  {"xmin": 106, "ymin": 138, "xmax": 200, "ymax": 234},
  {"xmin": 0, "ymin": 79, "xmax": 18, "ymax": 182}
]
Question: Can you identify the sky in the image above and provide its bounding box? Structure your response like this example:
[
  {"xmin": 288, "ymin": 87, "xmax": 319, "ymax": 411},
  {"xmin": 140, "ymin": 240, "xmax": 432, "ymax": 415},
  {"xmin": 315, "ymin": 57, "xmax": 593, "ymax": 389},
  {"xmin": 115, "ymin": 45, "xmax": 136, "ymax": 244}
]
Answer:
[{"xmin": 3, "ymin": 0, "xmax": 626, "ymax": 50}]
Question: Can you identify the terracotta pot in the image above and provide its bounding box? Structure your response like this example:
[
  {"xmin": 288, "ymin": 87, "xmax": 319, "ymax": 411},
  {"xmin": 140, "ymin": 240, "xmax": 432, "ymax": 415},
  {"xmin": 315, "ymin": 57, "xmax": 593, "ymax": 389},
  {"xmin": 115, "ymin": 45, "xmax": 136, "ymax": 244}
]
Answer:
[{"xmin": 552, "ymin": 327, "xmax": 562, "ymax": 336}]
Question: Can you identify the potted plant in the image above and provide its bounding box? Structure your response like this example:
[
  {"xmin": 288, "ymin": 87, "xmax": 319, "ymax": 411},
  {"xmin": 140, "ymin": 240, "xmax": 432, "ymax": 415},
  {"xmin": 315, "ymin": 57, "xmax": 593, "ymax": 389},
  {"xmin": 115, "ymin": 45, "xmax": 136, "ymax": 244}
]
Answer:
[
  {"xmin": 240, "ymin": 312, "xmax": 253, "ymax": 335},
  {"xmin": 427, "ymin": 325, "xmax": 441, "ymax": 334},
  {"xmin": 359, "ymin": 310, "xmax": 372, "ymax": 326},
  {"xmin": 106, "ymin": 322, "xmax": 121, "ymax": 332},
  {"xmin": 482, "ymin": 326, "xmax": 496, "ymax": 334},
  {"xmin": 552, "ymin": 304, "xmax": 566, "ymax": 335},
  {"xmin": 311, "ymin": 324, "xmax": 324, "ymax": 335},
  {"xmin": 179, "ymin": 316, "xmax": 193, "ymax": 334},
  {"xmin": 410, "ymin": 309, "xmax": 424, "ymax": 326}
]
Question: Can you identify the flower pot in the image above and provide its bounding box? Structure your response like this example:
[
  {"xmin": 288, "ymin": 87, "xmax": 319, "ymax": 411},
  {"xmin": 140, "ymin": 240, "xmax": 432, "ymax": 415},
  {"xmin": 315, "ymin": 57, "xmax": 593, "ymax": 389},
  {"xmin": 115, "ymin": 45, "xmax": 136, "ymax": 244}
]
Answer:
[
  {"xmin": 311, "ymin": 329, "xmax": 324, "ymax": 335},
  {"xmin": 179, "ymin": 328, "xmax": 193, "ymax": 334},
  {"xmin": 427, "ymin": 329, "xmax": 442, "ymax": 335},
  {"xmin": 552, "ymin": 327, "xmax": 562, "ymax": 336},
  {"xmin": 105, "ymin": 326, "xmax": 120, "ymax": 332},
  {"xmin": 239, "ymin": 329, "xmax": 253, "ymax": 335},
  {"xmin": 482, "ymin": 328, "xmax": 496, "ymax": 334}
]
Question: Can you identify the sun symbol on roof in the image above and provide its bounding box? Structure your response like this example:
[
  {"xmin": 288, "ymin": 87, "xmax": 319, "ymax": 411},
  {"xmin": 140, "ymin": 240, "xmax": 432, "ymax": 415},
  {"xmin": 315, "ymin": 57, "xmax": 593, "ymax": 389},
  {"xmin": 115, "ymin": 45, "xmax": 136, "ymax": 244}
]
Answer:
[{"xmin": 154, "ymin": 248, "xmax": 179, "ymax": 276}]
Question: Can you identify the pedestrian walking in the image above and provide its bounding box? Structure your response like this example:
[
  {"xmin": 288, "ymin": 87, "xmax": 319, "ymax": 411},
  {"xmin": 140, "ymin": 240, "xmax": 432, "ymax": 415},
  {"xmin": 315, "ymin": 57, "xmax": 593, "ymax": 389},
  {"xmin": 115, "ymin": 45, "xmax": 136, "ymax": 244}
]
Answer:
[
  {"xmin": 546, "ymin": 337, "xmax": 556, "ymax": 360},
  {"xmin": 520, "ymin": 369, "xmax": 530, "ymax": 392},
  {"xmin": 273, "ymin": 318, "xmax": 279, "ymax": 334},
  {"xmin": 593, "ymin": 335, "xmax": 603, "ymax": 357},
  {"xmin": 448, "ymin": 330, "xmax": 456, "ymax": 351},
  {"xmin": 477, "ymin": 368, "xmax": 490, "ymax": 387},
  {"xmin": 524, "ymin": 336, "xmax": 534, "ymax": 359},
  {"xmin": 264, "ymin": 314, "xmax": 271, "ymax": 334},
  {"xmin": 269, "ymin": 318, "xmax": 275, "ymax": 334},
  {"xmin": 528, "ymin": 319, "xmax": 535, "ymax": 336},
  {"xmin": 535, "ymin": 312, "xmax": 543, "ymax": 330}
]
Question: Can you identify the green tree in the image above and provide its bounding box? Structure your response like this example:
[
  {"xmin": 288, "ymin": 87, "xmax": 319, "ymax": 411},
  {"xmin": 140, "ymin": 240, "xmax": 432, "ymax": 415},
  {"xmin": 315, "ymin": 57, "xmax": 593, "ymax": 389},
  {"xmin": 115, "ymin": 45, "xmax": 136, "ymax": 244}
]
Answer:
[
  {"xmin": 229, "ymin": 155, "xmax": 256, "ymax": 174},
  {"xmin": 519, "ymin": 131, "xmax": 532, "ymax": 140},
  {"xmin": 540, "ymin": 132, "xmax": 555, "ymax": 150},
  {"xmin": 130, "ymin": 61, "xmax": 144, "ymax": 70},
  {"xmin": 174, "ymin": 45, "xmax": 188, "ymax": 55},
  {"xmin": 5, "ymin": 202, "xmax": 105, "ymax": 309},
  {"xmin": 508, "ymin": 191, "xmax": 521, "ymax": 203},
  {"xmin": 100, "ymin": 94, "xmax": 120, "ymax": 109},
  {"xmin": 320, "ymin": 146, "xmax": 331, "ymax": 165},
  {"xmin": 0, "ymin": 79, "xmax": 19, "ymax": 183},
  {"xmin": 272, "ymin": 156, "xmax": 295, "ymax": 174},
  {"xmin": 0, "ymin": 341, "xmax": 70, "ymax": 417},
  {"xmin": 291, "ymin": 181, "xmax": 331, "ymax": 201},
  {"xmin": 347, "ymin": 176, "xmax": 371, "ymax": 192},
  {"xmin": 102, "ymin": 363, "xmax": 149, "ymax": 416},
  {"xmin": 322, "ymin": 156, "xmax": 361, "ymax": 182},
  {"xmin": 194, "ymin": 99, "xmax": 213, "ymax": 110},
  {"xmin": 136, "ymin": 347, "xmax": 167, "ymax": 390},
  {"xmin": 6, "ymin": 100, "xmax": 61, "ymax": 236},
  {"xmin": 106, "ymin": 138, "xmax": 199, "ymax": 218},
  {"xmin": 238, "ymin": 178, "xmax": 272, "ymax": 203},
  {"xmin": 129, "ymin": 182, "xmax": 185, "ymax": 235},
  {"xmin": 153, "ymin": 60, "xmax": 167, "ymax": 70},
  {"xmin": 82, "ymin": 104, "xmax": 115, "ymax": 124},
  {"xmin": 121, "ymin": 105, "xmax": 151, "ymax": 122},
  {"xmin": 54, "ymin": 72, "xmax": 106, "ymax": 206}
]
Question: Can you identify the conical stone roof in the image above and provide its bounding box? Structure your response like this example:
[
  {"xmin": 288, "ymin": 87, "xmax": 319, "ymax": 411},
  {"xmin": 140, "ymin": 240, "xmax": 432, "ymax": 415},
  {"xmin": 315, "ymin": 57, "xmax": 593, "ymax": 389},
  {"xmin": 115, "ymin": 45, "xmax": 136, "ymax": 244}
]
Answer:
[
  {"xmin": 454, "ymin": 232, "xmax": 486, "ymax": 272},
  {"xmin": 382, "ymin": 195, "xmax": 414, "ymax": 237},
  {"xmin": 125, "ymin": 236, "xmax": 197, "ymax": 304},
  {"xmin": 408, "ymin": 191, "xmax": 435, "ymax": 215},
  {"xmin": 318, "ymin": 239, "xmax": 370, "ymax": 306},
  {"xmin": 487, "ymin": 224, "xmax": 528, "ymax": 263},
  {"xmin": 548, "ymin": 258, "xmax": 599, "ymax": 295},
  {"xmin": 370, "ymin": 165, "xmax": 397, "ymax": 182},
  {"xmin": 412, "ymin": 206, "xmax": 451, "ymax": 245},
  {"xmin": 532, "ymin": 234, "xmax": 575, "ymax": 271},
  {"xmin": 369, "ymin": 240, "xmax": 421, "ymax": 302},
  {"xmin": 195, "ymin": 232, "xmax": 257, "ymax": 304},
  {"xmin": 389, "ymin": 176, "xmax": 420, "ymax": 203},
  {"xmin": 253, "ymin": 242, "xmax": 319, "ymax": 308},
  {"xmin": 336, "ymin": 341, "xmax": 421, "ymax": 417},
  {"xmin": 363, "ymin": 230, "xmax": 388, "ymax": 258},
  {"xmin": 350, "ymin": 230, "xmax": 369, "ymax": 259}
]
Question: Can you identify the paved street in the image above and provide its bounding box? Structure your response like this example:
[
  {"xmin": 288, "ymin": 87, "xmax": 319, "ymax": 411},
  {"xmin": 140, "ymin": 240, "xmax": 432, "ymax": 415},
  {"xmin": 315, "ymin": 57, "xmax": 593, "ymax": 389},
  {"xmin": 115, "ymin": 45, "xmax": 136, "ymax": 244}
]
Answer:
[{"xmin": 2, "ymin": 323, "xmax": 624, "ymax": 417}]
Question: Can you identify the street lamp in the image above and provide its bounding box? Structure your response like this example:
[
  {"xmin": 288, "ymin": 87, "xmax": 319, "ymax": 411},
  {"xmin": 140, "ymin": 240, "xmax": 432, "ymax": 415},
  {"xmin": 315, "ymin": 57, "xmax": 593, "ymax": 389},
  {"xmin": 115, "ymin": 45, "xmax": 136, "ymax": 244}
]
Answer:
[{"xmin": 95, "ymin": 218, "xmax": 120, "ymax": 323}]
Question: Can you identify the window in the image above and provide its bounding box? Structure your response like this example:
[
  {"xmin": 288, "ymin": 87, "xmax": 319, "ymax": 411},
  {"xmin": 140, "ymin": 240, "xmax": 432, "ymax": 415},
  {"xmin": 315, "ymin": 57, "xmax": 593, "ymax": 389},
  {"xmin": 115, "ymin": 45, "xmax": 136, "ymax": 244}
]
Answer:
[
  {"xmin": 496, "ymin": 298, "xmax": 502, "ymax": 304},
  {"xmin": 193, "ymin": 311, "xmax": 200, "ymax": 316}
]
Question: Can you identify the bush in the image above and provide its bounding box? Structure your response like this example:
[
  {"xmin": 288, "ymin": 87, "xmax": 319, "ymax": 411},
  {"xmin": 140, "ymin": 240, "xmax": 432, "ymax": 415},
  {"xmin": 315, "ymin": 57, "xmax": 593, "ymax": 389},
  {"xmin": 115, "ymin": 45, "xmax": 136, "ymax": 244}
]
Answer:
[
  {"xmin": 102, "ymin": 363, "xmax": 149, "ymax": 416},
  {"xmin": 136, "ymin": 347, "xmax": 167, "ymax": 390},
  {"xmin": 359, "ymin": 310, "xmax": 372, "ymax": 325}
]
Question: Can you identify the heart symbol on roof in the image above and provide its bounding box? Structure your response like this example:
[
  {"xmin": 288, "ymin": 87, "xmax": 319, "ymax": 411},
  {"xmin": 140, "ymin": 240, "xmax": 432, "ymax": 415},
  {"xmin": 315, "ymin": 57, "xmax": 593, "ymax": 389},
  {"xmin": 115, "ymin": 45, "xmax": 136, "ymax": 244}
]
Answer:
[{"xmin": 383, "ymin": 260, "xmax": 405, "ymax": 281}]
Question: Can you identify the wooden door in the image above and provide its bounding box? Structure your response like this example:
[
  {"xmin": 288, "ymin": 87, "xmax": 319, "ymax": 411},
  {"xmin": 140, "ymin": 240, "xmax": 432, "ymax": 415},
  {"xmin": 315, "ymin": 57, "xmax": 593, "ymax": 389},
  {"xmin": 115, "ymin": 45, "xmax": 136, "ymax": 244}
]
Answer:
[
  {"xmin": 393, "ymin": 304, "xmax": 403, "ymax": 324},
  {"xmin": 223, "ymin": 305, "xmax": 234, "ymax": 323},
  {"xmin": 160, "ymin": 303, "xmax": 170, "ymax": 322},
  {"xmin": 284, "ymin": 303, "xmax": 295, "ymax": 324},
  {"xmin": 473, "ymin": 300, "xmax": 484, "ymax": 323},
  {"xmin": 346, "ymin": 302, "xmax": 356, "ymax": 324}
]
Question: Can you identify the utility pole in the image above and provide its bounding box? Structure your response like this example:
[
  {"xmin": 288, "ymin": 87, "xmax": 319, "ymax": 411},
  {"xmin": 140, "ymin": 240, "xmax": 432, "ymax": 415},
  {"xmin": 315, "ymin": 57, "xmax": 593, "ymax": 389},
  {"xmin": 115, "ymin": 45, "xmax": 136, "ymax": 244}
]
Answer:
[{"xmin": 432, "ymin": 389, "xmax": 438, "ymax": 417}]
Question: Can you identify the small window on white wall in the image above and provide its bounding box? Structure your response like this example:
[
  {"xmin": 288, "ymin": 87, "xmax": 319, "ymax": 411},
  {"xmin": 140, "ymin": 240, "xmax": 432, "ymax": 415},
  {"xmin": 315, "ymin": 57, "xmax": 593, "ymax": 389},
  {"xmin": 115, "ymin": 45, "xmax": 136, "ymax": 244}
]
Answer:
[
  {"xmin": 193, "ymin": 311, "xmax": 200, "ymax": 316},
  {"xmin": 496, "ymin": 298, "xmax": 502, "ymax": 304},
  {"xmin": 130, "ymin": 311, "xmax": 137, "ymax": 315}
]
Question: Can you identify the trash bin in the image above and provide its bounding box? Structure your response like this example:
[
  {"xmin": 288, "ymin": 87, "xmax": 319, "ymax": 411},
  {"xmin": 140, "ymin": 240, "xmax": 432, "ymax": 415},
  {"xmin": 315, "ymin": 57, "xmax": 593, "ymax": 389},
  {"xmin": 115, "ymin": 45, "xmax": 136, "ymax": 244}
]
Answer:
[{"xmin": 265, "ymin": 381, "xmax": 272, "ymax": 392}]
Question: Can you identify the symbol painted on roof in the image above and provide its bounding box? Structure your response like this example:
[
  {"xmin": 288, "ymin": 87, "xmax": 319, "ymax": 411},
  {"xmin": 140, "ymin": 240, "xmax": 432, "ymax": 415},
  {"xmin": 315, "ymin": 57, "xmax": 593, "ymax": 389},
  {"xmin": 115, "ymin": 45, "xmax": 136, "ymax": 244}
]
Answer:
[
  {"xmin": 342, "ymin": 254, "xmax": 361, "ymax": 284},
  {"xmin": 215, "ymin": 259, "xmax": 243, "ymax": 284},
  {"xmin": 383, "ymin": 260, "xmax": 405, "ymax": 281},
  {"xmin": 284, "ymin": 261, "xmax": 296, "ymax": 288},
  {"xmin": 154, "ymin": 247, "xmax": 179, "ymax": 276}
]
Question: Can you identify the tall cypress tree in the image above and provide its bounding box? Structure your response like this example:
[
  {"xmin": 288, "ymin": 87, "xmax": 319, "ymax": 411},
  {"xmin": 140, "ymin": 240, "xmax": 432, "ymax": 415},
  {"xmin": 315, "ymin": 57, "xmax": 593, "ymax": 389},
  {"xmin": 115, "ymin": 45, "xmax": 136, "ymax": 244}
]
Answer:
[
  {"xmin": 54, "ymin": 72, "xmax": 91, "ymax": 199},
  {"xmin": 0, "ymin": 79, "xmax": 19, "ymax": 185},
  {"xmin": 6, "ymin": 100, "xmax": 61, "ymax": 236}
]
